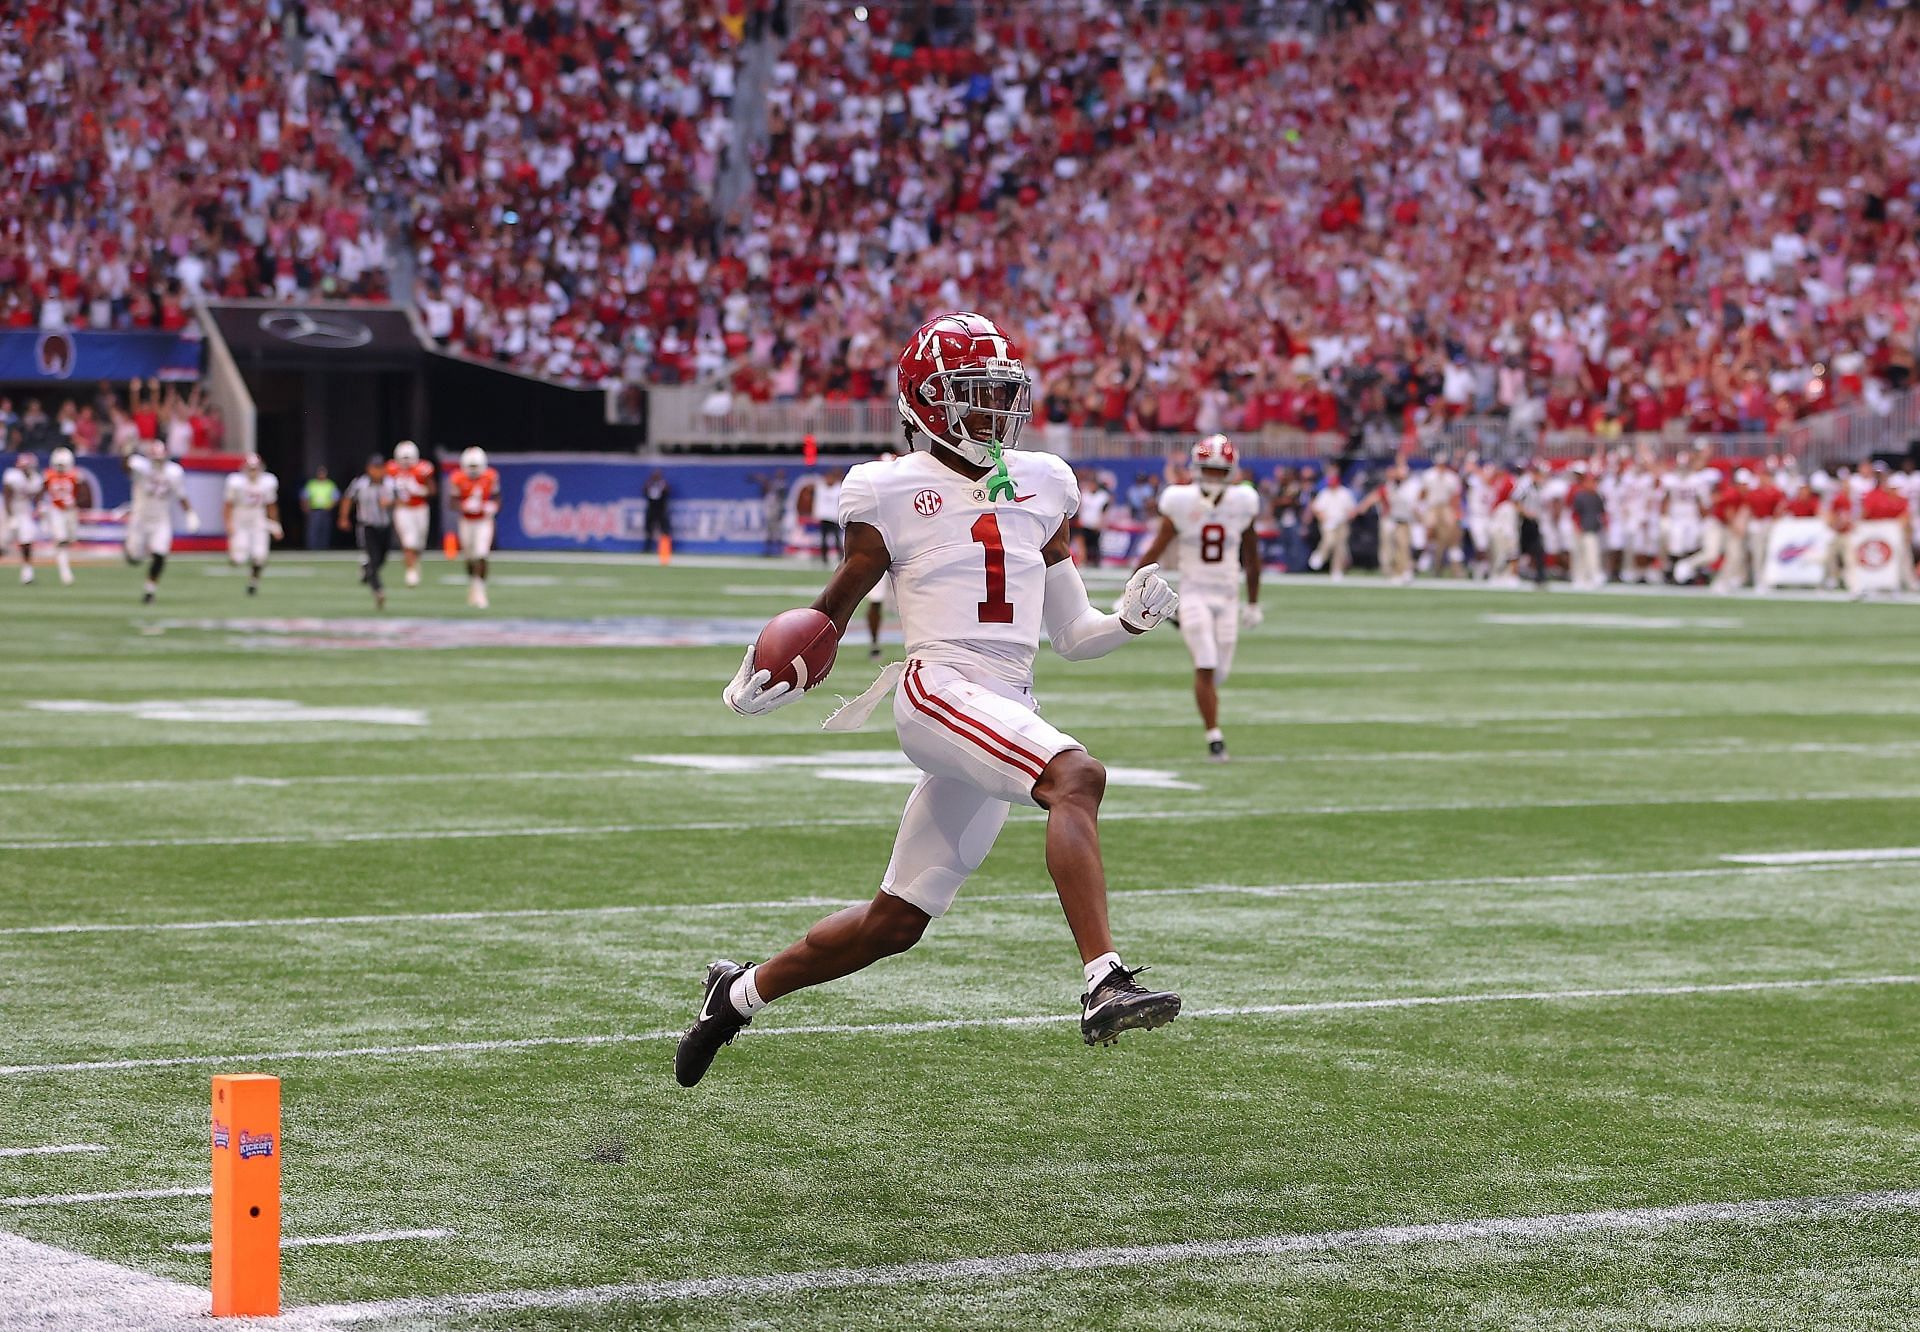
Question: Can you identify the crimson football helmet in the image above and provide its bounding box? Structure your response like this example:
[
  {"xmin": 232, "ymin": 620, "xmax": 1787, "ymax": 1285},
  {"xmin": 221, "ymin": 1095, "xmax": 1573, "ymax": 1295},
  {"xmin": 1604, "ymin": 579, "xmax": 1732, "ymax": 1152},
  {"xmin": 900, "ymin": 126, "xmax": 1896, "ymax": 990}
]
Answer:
[
  {"xmin": 1191, "ymin": 434, "xmax": 1236, "ymax": 497},
  {"xmin": 896, "ymin": 312, "xmax": 1033, "ymax": 468}
]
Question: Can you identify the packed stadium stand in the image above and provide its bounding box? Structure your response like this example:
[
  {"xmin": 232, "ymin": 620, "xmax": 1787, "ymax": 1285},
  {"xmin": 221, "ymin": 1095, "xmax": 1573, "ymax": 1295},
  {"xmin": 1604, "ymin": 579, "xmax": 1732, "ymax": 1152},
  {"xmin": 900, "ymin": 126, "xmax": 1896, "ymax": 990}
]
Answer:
[{"xmin": 6, "ymin": 0, "xmax": 1919, "ymax": 443}]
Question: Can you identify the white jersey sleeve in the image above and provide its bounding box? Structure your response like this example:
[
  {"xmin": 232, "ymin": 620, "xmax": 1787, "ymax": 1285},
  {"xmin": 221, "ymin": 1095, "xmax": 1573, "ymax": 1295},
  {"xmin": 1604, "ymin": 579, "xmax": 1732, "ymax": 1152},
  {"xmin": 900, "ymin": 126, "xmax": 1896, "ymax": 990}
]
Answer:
[
  {"xmin": 2, "ymin": 468, "xmax": 37, "ymax": 519},
  {"xmin": 1162, "ymin": 483, "xmax": 1257, "ymax": 601},
  {"xmin": 858, "ymin": 448, "xmax": 1077, "ymax": 687}
]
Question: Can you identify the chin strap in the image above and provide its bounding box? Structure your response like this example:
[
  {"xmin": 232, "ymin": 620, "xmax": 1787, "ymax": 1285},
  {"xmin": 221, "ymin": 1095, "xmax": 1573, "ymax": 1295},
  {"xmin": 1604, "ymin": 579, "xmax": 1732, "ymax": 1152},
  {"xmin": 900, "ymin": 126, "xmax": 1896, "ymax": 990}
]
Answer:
[{"xmin": 983, "ymin": 440, "xmax": 1018, "ymax": 502}]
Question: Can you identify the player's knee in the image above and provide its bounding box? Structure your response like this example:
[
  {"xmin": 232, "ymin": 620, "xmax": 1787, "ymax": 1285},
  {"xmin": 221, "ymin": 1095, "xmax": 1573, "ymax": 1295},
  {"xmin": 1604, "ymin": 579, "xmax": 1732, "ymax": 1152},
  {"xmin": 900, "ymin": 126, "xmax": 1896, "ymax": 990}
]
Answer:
[
  {"xmin": 861, "ymin": 896, "xmax": 930, "ymax": 956},
  {"xmin": 1034, "ymin": 749, "xmax": 1104, "ymax": 809}
]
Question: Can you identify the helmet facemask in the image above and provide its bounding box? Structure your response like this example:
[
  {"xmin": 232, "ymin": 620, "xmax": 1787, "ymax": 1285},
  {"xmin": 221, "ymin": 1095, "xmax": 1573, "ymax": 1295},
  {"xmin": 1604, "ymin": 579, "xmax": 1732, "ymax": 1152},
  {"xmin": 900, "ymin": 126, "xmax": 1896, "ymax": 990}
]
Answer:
[
  {"xmin": 918, "ymin": 360, "xmax": 1032, "ymax": 468},
  {"xmin": 1197, "ymin": 465, "xmax": 1233, "ymax": 499}
]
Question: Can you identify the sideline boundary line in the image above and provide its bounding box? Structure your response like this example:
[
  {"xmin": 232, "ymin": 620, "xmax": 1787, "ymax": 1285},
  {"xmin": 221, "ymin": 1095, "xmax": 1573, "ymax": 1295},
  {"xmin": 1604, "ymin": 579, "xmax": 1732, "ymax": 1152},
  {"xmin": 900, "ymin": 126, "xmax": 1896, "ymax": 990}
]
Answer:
[
  {"xmin": 5, "ymin": 975, "xmax": 1912, "ymax": 1079},
  {"xmin": 289, "ymin": 1188, "xmax": 1920, "ymax": 1323},
  {"xmin": 0, "ymin": 1187, "xmax": 211, "ymax": 1208},
  {"xmin": 6, "ymin": 860, "xmax": 1914, "ymax": 939},
  {"xmin": 168, "ymin": 1228, "xmax": 453, "ymax": 1255}
]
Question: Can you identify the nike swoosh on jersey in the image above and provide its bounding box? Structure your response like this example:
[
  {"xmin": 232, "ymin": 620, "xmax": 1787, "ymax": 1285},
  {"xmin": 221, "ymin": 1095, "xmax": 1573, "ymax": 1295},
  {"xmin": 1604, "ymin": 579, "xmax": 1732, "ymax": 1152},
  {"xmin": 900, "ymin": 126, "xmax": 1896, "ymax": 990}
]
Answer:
[{"xmin": 1011, "ymin": 493, "xmax": 1037, "ymax": 503}]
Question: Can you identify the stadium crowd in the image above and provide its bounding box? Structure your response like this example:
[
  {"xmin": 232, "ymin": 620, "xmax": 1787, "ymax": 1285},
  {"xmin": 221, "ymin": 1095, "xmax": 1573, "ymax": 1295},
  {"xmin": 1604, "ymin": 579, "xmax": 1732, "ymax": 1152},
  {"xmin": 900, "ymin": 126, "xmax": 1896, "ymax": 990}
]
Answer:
[
  {"xmin": 6, "ymin": 0, "xmax": 1920, "ymax": 448},
  {"xmin": 1, "ymin": 0, "xmax": 389, "ymax": 334}
]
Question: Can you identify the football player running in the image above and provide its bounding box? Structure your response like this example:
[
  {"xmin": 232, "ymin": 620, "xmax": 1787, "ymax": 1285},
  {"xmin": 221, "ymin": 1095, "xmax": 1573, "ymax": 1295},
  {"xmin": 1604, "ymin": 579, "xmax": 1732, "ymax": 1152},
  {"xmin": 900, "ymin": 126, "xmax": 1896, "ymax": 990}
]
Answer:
[
  {"xmin": 124, "ymin": 441, "xmax": 198, "ymax": 603},
  {"xmin": 450, "ymin": 447, "xmax": 500, "ymax": 608},
  {"xmin": 677, "ymin": 313, "xmax": 1182, "ymax": 1087},
  {"xmin": 386, "ymin": 440, "xmax": 437, "ymax": 587},
  {"xmin": 223, "ymin": 454, "xmax": 281, "ymax": 596},
  {"xmin": 1131, "ymin": 434, "xmax": 1262, "ymax": 762},
  {"xmin": 3, "ymin": 452, "xmax": 44, "ymax": 585},
  {"xmin": 41, "ymin": 448, "xmax": 89, "ymax": 584}
]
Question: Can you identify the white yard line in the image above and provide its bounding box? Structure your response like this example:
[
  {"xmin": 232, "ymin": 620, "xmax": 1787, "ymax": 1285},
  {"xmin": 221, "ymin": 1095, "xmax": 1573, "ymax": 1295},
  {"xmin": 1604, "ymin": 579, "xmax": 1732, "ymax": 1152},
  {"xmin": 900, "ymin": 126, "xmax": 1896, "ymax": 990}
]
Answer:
[
  {"xmin": 8, "ymin": 787, "xmax": 1920, "ymax": 852},
  {"xmin": 0, "ymin": 1230, "xmax": 206, "ymax": 1332},
  {"xmin": 0, "ymin": 1187, "xmax": 210, "ymax": 1208},
  {"xmin": 168, "ymin": 1228, "xmax": 453, "ymax": 1255},
  {"xmin": 0, "ymin": 1145, "xmax": 107, "ymax": 1158},
  {"xmin": 1722, "ymin": 848, "xmax": 1920, "ymax": 866},
  {"xmin": 5, "ymin": 860, "xmax": 1910, "ymax": 939},
  {"xmin": 11, "ymin": 738, "xmax": 1918, "ymax": 798},
  {"xmin": 4, "ymin": 975, "xmax": 1910, "ymax": 1079},
  {"xmin": 0, "ymin": 768, "xmax": 668, "ymax": 797},
  {"xmin": 288, "ymin": 1188, "xmax": 1920, "ymax": 1324}
]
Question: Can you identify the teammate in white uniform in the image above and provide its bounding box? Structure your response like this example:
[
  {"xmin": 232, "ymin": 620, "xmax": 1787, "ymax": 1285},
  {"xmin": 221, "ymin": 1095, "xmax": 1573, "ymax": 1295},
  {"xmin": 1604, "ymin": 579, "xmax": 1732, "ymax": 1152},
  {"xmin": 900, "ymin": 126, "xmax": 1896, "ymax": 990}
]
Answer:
[
  {"xmin": 4, "ymin": 452, "xmax": 46, "ymax": 584},
  {"xmin": 223, "ymin": 454, "xmax": 281, "ymax": 595},
  {"xmin": 40, "ymin": 448, "xmax": 88, "ymax": 584},
  {"xmin": 1132, "ymin": 434, "xmax": 1262, "ymax": 762},
  {"xmin": 124, "ymin": 441, "xmax": 198, "ymax": 603},
  {"xmin": 677, "ymin": 312, "xmax": 1182, "ymax": 1087}
]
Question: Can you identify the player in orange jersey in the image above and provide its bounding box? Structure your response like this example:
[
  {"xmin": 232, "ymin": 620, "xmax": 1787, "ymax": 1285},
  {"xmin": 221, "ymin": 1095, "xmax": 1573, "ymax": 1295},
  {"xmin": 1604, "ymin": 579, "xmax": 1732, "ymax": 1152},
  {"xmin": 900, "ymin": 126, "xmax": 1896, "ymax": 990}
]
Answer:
[
  {"xmin": 450, "ymin": 447, "xmax": 500, "ymax": 608},
  {"xmin": 40, "ymin": 448, "xmax": 91, "ymax": 585},
  {"xmin": 386, "ymin": 440, "xmax": 437, "ymax": 587}
]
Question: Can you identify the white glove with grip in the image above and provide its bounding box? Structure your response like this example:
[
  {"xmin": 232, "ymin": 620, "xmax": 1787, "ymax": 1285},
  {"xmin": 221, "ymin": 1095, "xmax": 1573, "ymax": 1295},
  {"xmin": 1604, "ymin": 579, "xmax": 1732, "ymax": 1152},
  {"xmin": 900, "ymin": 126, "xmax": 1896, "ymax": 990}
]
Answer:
[
  {"xmin": 1116, "ymin": 563, "xmax": 1178, "ymax": 631},
  {"xmin": 723, "ymin": 645, "xmax": 800, "ymax": 716},
  {"xmin": 182, "ymin": 509, "xmax": 200, "ymax": 534},
  {"xmin": 266, "ymin": 520, "xmax": 284, "ymax": 540},
  {"xmin": 1240, "ymin": 602, "xmax": 1264, "ymax": 629}
]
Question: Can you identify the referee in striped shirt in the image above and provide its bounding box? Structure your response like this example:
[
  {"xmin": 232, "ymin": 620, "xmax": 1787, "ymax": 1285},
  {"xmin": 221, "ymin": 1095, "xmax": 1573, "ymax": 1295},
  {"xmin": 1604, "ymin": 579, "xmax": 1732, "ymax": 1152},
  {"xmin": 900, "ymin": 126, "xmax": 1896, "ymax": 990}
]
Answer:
[{"xmin": 339, "ymin": 455, "xmax": 396, "ymax": 609}]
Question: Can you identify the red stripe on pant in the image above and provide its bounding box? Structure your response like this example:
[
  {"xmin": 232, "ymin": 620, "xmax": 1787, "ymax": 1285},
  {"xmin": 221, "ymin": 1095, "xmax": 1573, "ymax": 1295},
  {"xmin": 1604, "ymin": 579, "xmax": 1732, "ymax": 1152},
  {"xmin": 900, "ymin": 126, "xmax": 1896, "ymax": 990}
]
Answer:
[{"xmin": 904, "ymin": 663, "xmax": 1046, "ymax": 781}]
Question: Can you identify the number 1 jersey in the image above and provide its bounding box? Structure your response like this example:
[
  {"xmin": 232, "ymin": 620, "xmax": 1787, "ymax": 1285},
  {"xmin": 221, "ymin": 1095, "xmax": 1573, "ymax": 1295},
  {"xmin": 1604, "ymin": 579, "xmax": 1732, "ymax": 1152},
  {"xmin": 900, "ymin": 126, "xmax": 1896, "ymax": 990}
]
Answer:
[{"xmin": 840, "ymin": 448, "xmax": 1079, "ymax": 688}]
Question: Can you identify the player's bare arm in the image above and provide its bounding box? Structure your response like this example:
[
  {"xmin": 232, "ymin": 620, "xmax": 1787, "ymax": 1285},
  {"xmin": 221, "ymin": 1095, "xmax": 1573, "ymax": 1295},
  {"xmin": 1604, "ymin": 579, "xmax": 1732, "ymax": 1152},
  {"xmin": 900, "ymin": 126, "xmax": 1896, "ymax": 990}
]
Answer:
[
  {"xmin": 809, "ymin": 521, "xmax": 892, "ymax": 633},
  {"xmin": 1132, "ymin": 516, "xmax": 1177, "ymax": 570},
  {"xmin": 1241, "ymin": 525, "xmax": 1261, "ymax": 608}
]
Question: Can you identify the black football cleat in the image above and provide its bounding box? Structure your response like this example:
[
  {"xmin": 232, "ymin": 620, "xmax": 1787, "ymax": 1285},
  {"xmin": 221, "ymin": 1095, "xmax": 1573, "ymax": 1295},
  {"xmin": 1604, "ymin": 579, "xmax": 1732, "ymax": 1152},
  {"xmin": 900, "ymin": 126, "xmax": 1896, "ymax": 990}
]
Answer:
[
  {"xmin": 674, "ymin": 959, "xmax": 754, "ymax": 1087},
  {"xmin": 1081, "ymin": 964, "xmax": 1181, "ymax": 1047},
  {"xmin": 1207, "ymin": 738, "xmax": 1228, "ymax": 763}
]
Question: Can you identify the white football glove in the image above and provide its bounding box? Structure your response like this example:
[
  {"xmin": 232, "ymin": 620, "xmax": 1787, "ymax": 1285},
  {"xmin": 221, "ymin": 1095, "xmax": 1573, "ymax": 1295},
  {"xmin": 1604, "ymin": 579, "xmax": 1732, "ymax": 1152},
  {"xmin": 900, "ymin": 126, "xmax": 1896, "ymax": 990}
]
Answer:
[
  {"xmin": 266, "ymin": 520, "xmax": 284, "ymax": 540},
  {"xmin": 182, "ymin": 509, "xmax": 200, "ymax": 534},
  {"xmin": 1240, "ymin": 602, "xmax": 1264, "ymax": 629},
  {"xmin": 1116, "ymin": 563, "xmax": 1179, "ymax": 631},
  {"xmin": 722, "ymin": 645, "xmax": 801, "ymax": 716}
]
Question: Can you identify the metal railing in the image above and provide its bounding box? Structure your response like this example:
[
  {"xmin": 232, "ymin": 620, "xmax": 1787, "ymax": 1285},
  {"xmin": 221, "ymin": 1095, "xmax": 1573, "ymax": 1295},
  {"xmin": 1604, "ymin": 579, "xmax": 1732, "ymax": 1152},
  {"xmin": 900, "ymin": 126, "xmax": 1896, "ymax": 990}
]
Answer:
[
  {"xmin": 651, "ymin": 385, "xmax": 1920, "ymax": 466},
  {"xmin": 1780, "ymin": 386, "xmax": 1920, "ymax": 468}
]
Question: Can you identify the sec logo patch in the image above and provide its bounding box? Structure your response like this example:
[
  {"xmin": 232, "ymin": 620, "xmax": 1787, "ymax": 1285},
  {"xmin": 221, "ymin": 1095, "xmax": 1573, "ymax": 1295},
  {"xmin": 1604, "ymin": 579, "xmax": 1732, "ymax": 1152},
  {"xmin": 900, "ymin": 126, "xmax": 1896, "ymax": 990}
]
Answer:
[{"xmin": 913, "ymin": 489, "xmax": 943, "ymax": 516}]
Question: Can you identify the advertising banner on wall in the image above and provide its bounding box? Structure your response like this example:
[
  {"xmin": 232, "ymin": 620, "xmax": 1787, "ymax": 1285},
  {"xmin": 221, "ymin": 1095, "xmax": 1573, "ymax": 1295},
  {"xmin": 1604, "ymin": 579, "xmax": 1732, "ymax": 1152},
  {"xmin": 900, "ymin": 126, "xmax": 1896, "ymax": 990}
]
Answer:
[
  {"xmin": 487, "ymin": 455, "xmax": 769, "ymax": 555},
  {"xmin": 476, "ymin": 452, "xmax": 1330, "ymax": 557},
  {"xmin": 0, "ymin": 331, "xmax": 202, "ymax": 383}
]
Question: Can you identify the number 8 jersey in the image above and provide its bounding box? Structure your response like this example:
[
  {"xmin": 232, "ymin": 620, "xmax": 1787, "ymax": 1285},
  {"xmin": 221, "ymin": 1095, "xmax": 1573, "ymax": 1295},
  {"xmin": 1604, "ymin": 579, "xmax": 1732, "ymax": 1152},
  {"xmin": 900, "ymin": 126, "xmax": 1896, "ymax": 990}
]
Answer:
[
  {"xmin": 1156, "ymin": 483, "xmax": 1261, "ymax": 603},
  {"xmin": 840, "ymin": 448, "xmax": 1079, "ymax": 688}
]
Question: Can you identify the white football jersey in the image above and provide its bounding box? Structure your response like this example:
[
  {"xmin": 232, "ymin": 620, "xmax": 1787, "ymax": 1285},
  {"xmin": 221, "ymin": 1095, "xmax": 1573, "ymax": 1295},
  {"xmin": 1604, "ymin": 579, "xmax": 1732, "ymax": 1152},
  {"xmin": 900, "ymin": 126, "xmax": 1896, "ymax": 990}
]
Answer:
[
  {"xmin": 129, "ymin": 454, "xmax": 186, "ymax": 514},
  {"xmin": 225, "ymin": 471, "xmax": 279, "ymax": 525},
  {"xmin": 840, "ymin": 447, "xmax": 1078, "ymax": 687},
  {"xmin": 1157, "ymin": 483, "xmax": 1260, "ymax": 602},
  {"xmin": 3, "ymin": 467, "xmax": 43, "ymax": 519}
]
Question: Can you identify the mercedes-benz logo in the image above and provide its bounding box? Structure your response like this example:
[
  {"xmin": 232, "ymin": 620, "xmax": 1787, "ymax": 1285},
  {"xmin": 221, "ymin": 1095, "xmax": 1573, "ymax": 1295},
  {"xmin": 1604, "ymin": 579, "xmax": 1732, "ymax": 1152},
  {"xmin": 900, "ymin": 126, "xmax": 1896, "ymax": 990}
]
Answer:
[{"xmin": 258, "ymin": 311, "xmax": 374, "ymax": 349}]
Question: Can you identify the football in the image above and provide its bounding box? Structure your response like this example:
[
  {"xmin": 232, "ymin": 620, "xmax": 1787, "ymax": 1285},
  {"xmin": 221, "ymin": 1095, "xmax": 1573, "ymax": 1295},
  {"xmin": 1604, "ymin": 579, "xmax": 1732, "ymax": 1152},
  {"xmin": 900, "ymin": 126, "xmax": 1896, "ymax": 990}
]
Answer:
[{"xmin": 754, "ymin": 607, "xmax": 839, "ymax": 692}]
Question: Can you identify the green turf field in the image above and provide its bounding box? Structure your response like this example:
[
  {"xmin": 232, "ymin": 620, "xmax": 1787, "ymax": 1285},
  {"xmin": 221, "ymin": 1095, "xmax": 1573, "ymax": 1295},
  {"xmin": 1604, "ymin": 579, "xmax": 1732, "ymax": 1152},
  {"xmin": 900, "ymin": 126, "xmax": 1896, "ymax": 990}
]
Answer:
[{"xmin": 3, "ymin": 553, "xmax": 1918, "ymax": 1330}]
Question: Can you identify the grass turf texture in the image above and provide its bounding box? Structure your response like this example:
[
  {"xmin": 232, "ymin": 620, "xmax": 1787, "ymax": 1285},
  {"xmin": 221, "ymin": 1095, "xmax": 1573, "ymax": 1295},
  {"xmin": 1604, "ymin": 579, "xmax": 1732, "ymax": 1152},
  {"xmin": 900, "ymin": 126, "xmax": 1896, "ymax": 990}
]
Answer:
[{"xmin": 2, "ymin": 553, "xmax": 1918, "ymax": 1329}]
